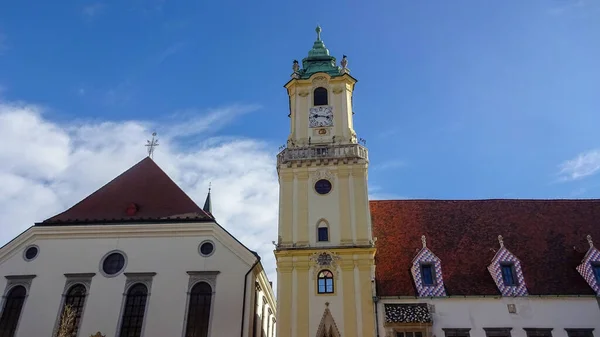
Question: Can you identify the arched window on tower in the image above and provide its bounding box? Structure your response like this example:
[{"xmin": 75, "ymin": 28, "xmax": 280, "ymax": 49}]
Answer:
[
  {"xmin": 118, "ymin": 283, "xmax": 148, "ymax": 337},
  {"xmin": 313, "ymin": 87, "xmax": 328, "ymax": 106},
  {"xmin": 317, "ymin": 270, "xmax": 334, "ymax": 294},
  {"xmin": 184, "ymin": 282, "xmax": 212, "ymax": 337},
  {"xmin": 317, "ymin": 220, "xmax": 329, "ymax": 242},
  {"xmin": 0, "ymin": 285, "xmax": 27, "ymax": 337},
  {"xmin": 57, "ymin": 284, "xmax": 87, "ymax": 335}
]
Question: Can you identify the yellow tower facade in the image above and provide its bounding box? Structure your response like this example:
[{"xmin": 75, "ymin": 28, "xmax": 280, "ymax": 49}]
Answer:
[{"xmin": 274, "ymin": 26, "xmax": 376, "ymax": 337}]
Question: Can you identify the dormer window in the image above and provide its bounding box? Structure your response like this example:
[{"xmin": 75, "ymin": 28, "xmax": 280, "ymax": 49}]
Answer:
[
  {"xmin": 313, "ymin": 87, "xmax": 328, "ymax": 106},
  {"xmin": 410, "ymin": 236, "xmax": 447, "ymax": 297},
  {"xmin": 592, "ymin": 263, "xmax": 600, "ymax": 283},
  {"xmin": 487, "ymin": 235, "xmax": 528, "ymax": 296},
  {"xmin": 420, "ymin": 264, "xmax": 435, "ymax": 286},
  {"xmin": 501, "ymin": 263, "xmax": 517, "ymax": 286}
]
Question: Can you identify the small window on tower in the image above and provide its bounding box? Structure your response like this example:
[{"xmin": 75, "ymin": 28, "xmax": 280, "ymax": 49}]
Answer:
[
  {"xmin": 317, "ymin": 270, "xmax": 334, "ymax": 294},
  {"xmin": 313, "ymin": 87, "xmax": 328, "ymax": 106},
  {"xmin": 318, "ymin": 227, "xmax": 329, "ymax": 242}
]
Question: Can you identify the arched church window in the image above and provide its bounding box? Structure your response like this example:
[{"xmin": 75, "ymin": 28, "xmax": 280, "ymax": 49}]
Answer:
[
  {"xmin": 184, "ymin": 282, "xmax": 212, "ymax": 337},
  {"xmin": 57, "ymin": 284, "xmax": 87, "ymax": 336},
  {"xmin": 118, "ymin": 283, "xmax": 148, "ymax": 337},
  {"xmin": 314, "ymin": 87, "xmax": 328, "ymax": 106},
  {"xmin": 317, "ymin": 220, "xmax": 329, "ymax": 242},
  {"xmin": 0, "ymin": 285, "xmax": 27, "ymax": 337},
  {"xmin": 317, "ymin": 270, "xmax": 334, "ymax": 294}
]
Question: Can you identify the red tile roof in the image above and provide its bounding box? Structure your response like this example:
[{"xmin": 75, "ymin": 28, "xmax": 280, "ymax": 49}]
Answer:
[
  {"xmin": 41, "ymin": 157, "xmax": 212, "ymax": 224},
  {"xmin": 370, "ymin": 199, "xmax": 600, "ymax": 296}
]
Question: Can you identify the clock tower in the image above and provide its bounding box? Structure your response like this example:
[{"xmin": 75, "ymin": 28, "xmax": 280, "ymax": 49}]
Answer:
[{"xmin": 274, "ymin": 26, "xmax": 376, "ymax": 337}]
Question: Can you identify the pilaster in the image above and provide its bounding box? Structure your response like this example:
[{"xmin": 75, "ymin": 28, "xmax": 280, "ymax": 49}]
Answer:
[
  {"xmin": 280, "ymin": 171, "xmax": 294, "ymax": 245},
  {"xmin": 341, "ymin": 260, "xmax": 358, "ymax": 337},
  {"xmin": 276, "ymin": 262, "xmax": 294, "ymax": 337},
  {"xmin": 338, "ymin": 167, "xmax": 353, "ymax": 245},
  {"xmin": 352, "ymin": 165, "xmax": 371, "ymax": 244},
  {"xmin": 295, "ymin": 260, "xmax": 310, "ymax": 337},
  {"xmin": 296, "ymin": 170, "xmax": 310, "ymax": 246}
]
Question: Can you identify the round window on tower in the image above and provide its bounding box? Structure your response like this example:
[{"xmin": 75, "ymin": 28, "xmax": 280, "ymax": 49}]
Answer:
[{"xmin": 314, "ymin": 179, "xmax": 332, "ymax": 195}]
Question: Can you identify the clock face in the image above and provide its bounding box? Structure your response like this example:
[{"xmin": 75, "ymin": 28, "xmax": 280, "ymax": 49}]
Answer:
[{"xmin": 309, "ymin": 106, "xmax": 333, "ymax": 128}]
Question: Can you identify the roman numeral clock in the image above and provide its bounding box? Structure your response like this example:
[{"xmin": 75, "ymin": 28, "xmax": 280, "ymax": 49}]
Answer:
[{"xmin": 309, "ymin": 106, "xmax": 333, "ymax": 128}]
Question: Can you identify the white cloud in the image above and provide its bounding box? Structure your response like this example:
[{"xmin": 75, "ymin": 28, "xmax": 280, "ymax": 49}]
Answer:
[
  {"xmin": 0, "ymin": 99, "xmax": 280, "ymax": 290},
  {"xmin": 82, "ymin": 2, "xmax": 105, "ymax": 19},
  {"xmin": 557, "ymin": 149, "xmax": 600, "ymax": 181}
]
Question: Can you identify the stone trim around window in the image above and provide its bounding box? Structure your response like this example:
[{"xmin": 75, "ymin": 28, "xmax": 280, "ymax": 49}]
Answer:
[
  {"xmin": 565, "ymin": 328, "xmax": 595, "ymax": 337},
  {"xmin": 524, "ymin": 328, "xmax": 553, "ymax": 337},
  {"xmin": 484, "ymin": 327, "xmax": 513, "ymax": 337},
  {"xmin": 52, "ymin": 273, "xmax": 96, "ymax": 337},
  {"xmin": 181, "ymin": 271, "xmax": 219, "ymax": 337},
  {"xmin": 1, "ymin": 275, "xmax": 36, "ymax": 337},
  {"xmin": 114, "ymin": 272, "xmax": 156, "ymax": 337},
  {"xmin": 443, "ymin": 328, "xmax": 471, "ymax": 337}
]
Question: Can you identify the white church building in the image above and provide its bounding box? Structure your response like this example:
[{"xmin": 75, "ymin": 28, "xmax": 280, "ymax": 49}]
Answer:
[{"xmin": 0, "ymin": 157, "xmax": 276, "ymax": 337}]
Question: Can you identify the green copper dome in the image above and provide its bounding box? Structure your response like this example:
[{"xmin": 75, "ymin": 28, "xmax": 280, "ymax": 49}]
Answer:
[{"xmin": 293, "ymin": 26, "xmax": 344, "ymax": 79}]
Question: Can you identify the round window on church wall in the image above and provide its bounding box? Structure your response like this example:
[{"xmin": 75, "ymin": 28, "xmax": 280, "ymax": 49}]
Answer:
[
  {"xmin": 23, "ymin": 245, "xmax": 39, "ymax": 261},
  {"xmin": 101, "ymin": 251, "xmax": 126, "ymax": 277},
  {"xmin": 199, "ymin": 241, "xmax": 215, "ymax": 257},
  {"xmin": 314, "ymin": 179, "xmax": 332, "ymax": 195}
]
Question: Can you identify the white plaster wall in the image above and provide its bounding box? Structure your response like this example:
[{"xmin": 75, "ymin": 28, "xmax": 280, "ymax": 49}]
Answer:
[
  {"xmin": 378, "ymin": 297, "xmax": 600, "ymax": 337},
  {"xmin": 0, "ymin": 228, "xmax": 254, "ymax": 337}
]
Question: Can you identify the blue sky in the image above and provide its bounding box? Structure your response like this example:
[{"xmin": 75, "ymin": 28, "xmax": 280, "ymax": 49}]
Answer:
[{"xmin": 1, "ymin": 0, "xmax": 600, "ymax": 203}]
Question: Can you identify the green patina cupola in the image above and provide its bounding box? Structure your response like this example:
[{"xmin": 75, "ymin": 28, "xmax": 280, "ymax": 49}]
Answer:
[{"xmin": 291, "ymin": 26, "xmax": 349, "ymax": 79}]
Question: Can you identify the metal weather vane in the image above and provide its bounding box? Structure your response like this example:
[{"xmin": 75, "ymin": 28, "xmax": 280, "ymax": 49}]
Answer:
[{"xmin": 146, "ymin": 132, "xmax": 159, "ymax": 159}]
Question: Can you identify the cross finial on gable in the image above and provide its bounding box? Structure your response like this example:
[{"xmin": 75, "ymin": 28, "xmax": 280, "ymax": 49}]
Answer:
[
  {"xmin": 145, "ymin": 132, "xmax": 159, "ymax": 159},
  {"xmin": 421, "ymin": 235, "xmax": 427, "ymax": 248},
  {"xmin": 587, "ymin": 234, "xmax": 594, "ymax": 248},
  {"xmin": 498, "ymin": 235, "xmax": 504, "ymax": 248}
]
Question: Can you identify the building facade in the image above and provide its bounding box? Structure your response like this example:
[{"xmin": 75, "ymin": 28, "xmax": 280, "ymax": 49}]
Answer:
[
  {"xmin": 0, "ymin": 157, "xmax": 276, "ymax": 337},
  {"xmin": 274, "ymin": 26, "xmax": 376, "ymax": 337},
  {"xmin": 371, "ymin": 200, "xmax": 600, "ymax": 337},
  {"xmin": 274, "ymin": 27, "xmax": 600, "ymax": 337}
]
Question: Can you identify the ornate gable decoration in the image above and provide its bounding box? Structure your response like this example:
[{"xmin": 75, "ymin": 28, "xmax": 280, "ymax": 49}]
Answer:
[
  {"xmin": 487, "ymin": 235, "xmax": 528, "ymax": 296},
  {"xmin": 316, "ymin": 302, "xmax": 341, "ymax": 337},
  {"xmin": 410, "ymin": 235, "xmax": 447, "ymax": 297},
  {"xmin": 576, "ymin": 235, "xmax": 600, "ymax": 295}
]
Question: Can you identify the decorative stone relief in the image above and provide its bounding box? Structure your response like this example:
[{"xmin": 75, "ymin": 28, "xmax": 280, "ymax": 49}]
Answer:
[
  {"xmin": 332, "ymin": 85, "xmax": 344, "ymax": 94},
  {"xmin": 312, "ymin": 169, "xmax": 336, "ymax": 184},
  {"xmin": 298, "ymin": 90, "xmax": 309, "ymax": 97},
  {"xmin": 312, "ymin": 76, "xmax": 328, "ymax": 88},
  {"xmin": 310, "ymin": 251, "xmax": 341, "ymax": 278},
  {"xmin": 3, "ymin": 275, "xmax": 36, "ymax": 296}
]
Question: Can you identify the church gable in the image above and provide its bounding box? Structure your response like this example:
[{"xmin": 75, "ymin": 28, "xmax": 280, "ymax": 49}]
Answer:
[{"xmin": 40, "ymin": 157, "xmax": 212, "ymax": 225}]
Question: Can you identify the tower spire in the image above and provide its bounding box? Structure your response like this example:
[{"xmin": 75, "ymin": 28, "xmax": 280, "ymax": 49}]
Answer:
[{"xmin": 203, "ymin": 182, "xmax": 212, "ymax": 214}]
